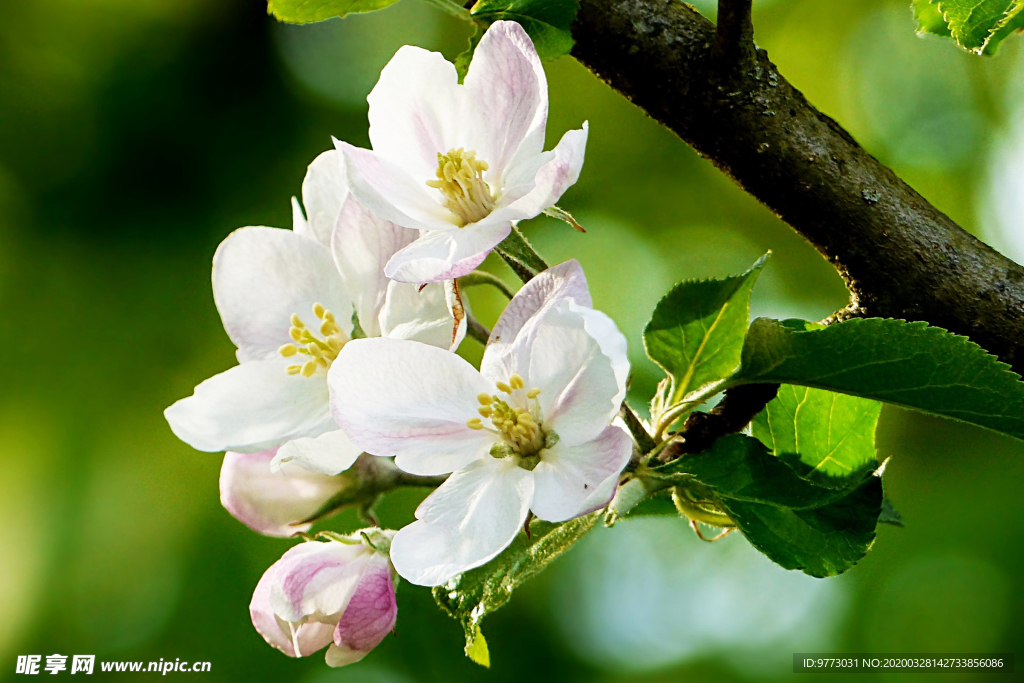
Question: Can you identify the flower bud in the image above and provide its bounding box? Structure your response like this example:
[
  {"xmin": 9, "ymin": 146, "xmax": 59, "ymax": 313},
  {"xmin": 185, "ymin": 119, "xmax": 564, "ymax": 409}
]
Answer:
[
  {"xmin": 250, "ymin": 531, "xmax": 398, "ymax": 666},
  {"xmin": 219, "ymin": 449, "xmax": 347, "ymax": 537}
]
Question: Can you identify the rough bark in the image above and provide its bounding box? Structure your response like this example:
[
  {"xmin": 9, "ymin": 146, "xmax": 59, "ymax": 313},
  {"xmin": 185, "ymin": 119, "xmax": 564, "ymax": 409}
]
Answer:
[{"xmin": 572, "ymin": 0, "xmax": 1024, "ymax": 373}]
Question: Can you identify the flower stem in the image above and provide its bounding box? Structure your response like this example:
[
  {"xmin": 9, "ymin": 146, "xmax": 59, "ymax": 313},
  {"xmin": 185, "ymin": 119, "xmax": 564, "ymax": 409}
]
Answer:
[
  {"xmin": 459, "ymin": 271, "xmax": 516, "ymax": 300},
  {"xmin": 465, "ymin": 313, "xmax": 491, "ymax": 345}
]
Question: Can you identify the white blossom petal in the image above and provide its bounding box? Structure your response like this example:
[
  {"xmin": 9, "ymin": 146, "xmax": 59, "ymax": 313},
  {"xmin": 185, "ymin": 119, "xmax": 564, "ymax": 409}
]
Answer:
[
  {"xmin": 530, "ymin": 424, "xmax": 632, "ymax": 523},
  {"xmin": 326, "ymin": 560, "xmax": 398, "ymax": 667},
  {"xmin": 378, "ymin": 281, "xmax": 462, "ymax": 350},
  {"xmin": 482, "ymin": 259, "xmax": 592, "ymax": 380},
  {"xmin": 501, "ymin": 124, "xmax": 588, "ymax": 221},
  {"xmin": 463, "ymin": 20, "xmax": 547, "ymax": 180},
  {"xmin": 164, "ymin": 357, "xmax": 334, "ymax": 453},
  {"xmin": 301, "ymin": 150, "xmax": 350, "ymax": 249},
  {"xmin": 505, "ymin": 300, "xmax": 628, "ymax": 446},
  {"xmin": 366, "ymin": 45, "xmax": 466, "ymax": 180},
  {"xmin": 291, "ymin": 196, "xmax": 309, "ymax": 237},
  {"xmin": 390, "ymin": 458, "xmax": 534, "ymax": 586},
  {"xmin": 383, "ymin": 221, "xmax": 511, "ymax": 284},
  {"xmin": 337, "ymin": 140, "xmax": 454, "ymax": 232},
  {"xmin": 220, "ymin": 449, "xmax": 346, "ymax": 537},
  {"xmin": 213, "ymin": 226, "xmax": 353, "ymax": 362},
  {"xmin": 329, "ymin": 338, "xmax": 494, "ymax": 475},
  {"xmin": 271, "ymin": 429, "xmax": 364, "ymax": 476},
  {"xmin": 331, "ymin": 196, "xmax": 415, "ymax": 336}
]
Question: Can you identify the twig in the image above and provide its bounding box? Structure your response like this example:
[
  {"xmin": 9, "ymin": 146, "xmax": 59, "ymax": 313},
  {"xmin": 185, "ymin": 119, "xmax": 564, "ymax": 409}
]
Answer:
[
  {"xmin": 657, "ymin": 383, "xmax": 779, "ymax": 462},
  {"xmin": 715, "ymin": 0, "xmax": 755, "ymax": 75}
]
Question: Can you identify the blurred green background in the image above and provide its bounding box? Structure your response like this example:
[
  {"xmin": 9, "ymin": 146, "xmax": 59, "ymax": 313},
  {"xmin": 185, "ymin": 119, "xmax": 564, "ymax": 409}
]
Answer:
[{"xmin": 1, "ymin": 0, "xmax": 1022, "ymax": 680}]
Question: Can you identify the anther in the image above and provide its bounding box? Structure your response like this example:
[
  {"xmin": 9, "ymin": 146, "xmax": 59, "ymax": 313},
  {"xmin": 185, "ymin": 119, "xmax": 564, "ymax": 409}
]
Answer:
[
  {"xmin": 478, "ymin": 406, "xmax": 493, "ymax": 418},
  {"xmin": 279, "ymin": 344, "xmax": 298, "ymax": 357},
  {"xmin": 509, "ymin": 374, "xmax": 525, "ymax": 390},
  {"xmin": 301, "ymin": 361, "xmax": 318, "ymax": 378},
  {"xmin": 477, "ymin": 393, "xmax": 493, "ymax": 405},
  {"xmin": 527, "ymin": 388, "xmax": 541, "ymax": 399},
  {"xmin": 496, "ymin": 381, "xmax": 512, "ymax": 394},
  {"xmin": 286, "ymin": 365, "xmax": 302, "ymax": 375},
  {"xmin": 313, "ymin": 302, "xmax": 326, "ymax": 318},
  {"xmin": 290, "ymin": 314, "xmax": 305, "ymax": 328},
  {"xmin": 466, "ymin": 418, "xmax": 484, "ymax": 430}
]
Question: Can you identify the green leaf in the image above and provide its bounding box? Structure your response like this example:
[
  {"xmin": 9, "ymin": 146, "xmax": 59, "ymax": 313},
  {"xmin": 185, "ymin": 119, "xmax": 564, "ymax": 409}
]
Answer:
[
  {"xmin": 912, "ymin": 1, "xmax": 1024, "ymax": 54},
  {"xmin": 433, "ymin": 512, "xmax": 599, "ymax": 654},
  {"xmin": 659, "ymin": 435, "xmax": 882, "ymax": 577},
  {"xmin": 913, "ymin": 0, "xmax": 952, "ymax": 36},
  {"xmin": 465, "ymin": 626, "xmax": 490, "ymax": 667},
  {"xmin": 752, "ymin": 385, "xmax": 881, "ymax": 487},
  {"xmin": 455, "ymin": 25, "xmax": 484, "ymax": 81},
  {"xmin": 880, "ymin": 496, "xmax": 905, "ymax": 527},
  {"xmin": 658, "ymin": 434, "xmax": 863, "ymax": 510},
  {"xmin": 469, "ymin": 0, "xmax": 579, "ymax": 61},
  {"xmin": 645, "ymin": 255, "xmax": 766, "ymax": 407},
  {"xmin": 734, "ymin": 317, "xmax": 1024, "ymax": 442},
  {"xmin": 268, "ymin": 0, "xmax": 401, "ymax": 24}
]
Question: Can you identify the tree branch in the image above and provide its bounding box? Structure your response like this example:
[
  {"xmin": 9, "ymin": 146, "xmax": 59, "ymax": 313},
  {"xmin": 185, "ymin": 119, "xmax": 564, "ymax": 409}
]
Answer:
[{"xmin": 572, "ymin": 0, "xmax": 1024, "ymax": 373}]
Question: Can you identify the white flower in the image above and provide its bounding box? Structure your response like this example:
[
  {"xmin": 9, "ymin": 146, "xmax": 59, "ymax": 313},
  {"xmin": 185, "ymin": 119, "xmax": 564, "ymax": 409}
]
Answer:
[
  {"xmin": 335, "ymin": 20, "xmax": 589, "ymax": 285},
  {"xmin": 219, "ymin": 448, "xmax": 348, "ymax": 537},
  {"xmin": 164, "ymin": 151, "xmax": 466, "ymax": 475},
  {"xmin": 328, "ymin": 261, "xmax": 632, "ymax": 586},
  {"xmin": 250, "ymin": 531, "xmax": 398, "ymax": 667}
]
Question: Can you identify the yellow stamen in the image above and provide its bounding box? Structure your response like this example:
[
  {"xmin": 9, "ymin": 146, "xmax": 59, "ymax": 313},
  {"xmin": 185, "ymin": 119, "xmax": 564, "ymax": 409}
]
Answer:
[
  {"xmin": 527, "ymin": 388, "xmax": 541, "ymax": 399},
  {"xmin": 509, "ymin": 374, "xmax": 525, "ymax": 390},
  {"xmin": 280, "ymin": 305, "xmax": 350, "ymax": 378},
  {"xmin": 467, "ymin": 418, "xmax": 484, "ymax": 430},
  {"xmin": 425, "ymin": 148, "xmax": 496, "ymax": 227},
  {"xmin": 495, "ymin": 381, "xmax": 512, "ymax": 394},
  {"xmin": 478, "ymin": 394, "xmax": 493, "ymax": 405},
  {"xmin": 478, "ymin": 406, "xmax": 493, "ymax": 418}
]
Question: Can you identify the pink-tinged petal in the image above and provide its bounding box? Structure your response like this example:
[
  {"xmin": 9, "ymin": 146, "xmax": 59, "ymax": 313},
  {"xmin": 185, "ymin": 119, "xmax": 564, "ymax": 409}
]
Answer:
[
  {"xmin": 220, "ymin": 449, "xmax": 346, "ymax": 537},
  {"xmin": 384, "ymin": 221, "xmax": 511, "ymax": 284},
  {"xmin": 378, "ymin": 281, "xmax": 461, "ymax": 351},
  {"xmin": 164, "ymin": 357, "xmax": 335, "ymax": 453},
  {"xmin": 366, "ymin": 45, "xmax": 466, "ymax": 180},
  {"xmin": 530, "ymin": 424, "xmax": 632, "ymax": 523},
  {"xmin": 513, "ymin": 301, "xmax": 629, "ymax": 446},
  {"xmin": 331, "ymin": 196, "xmax": 416, "ymax": 336},
  {"xmin": 464, "ymin": 20, "xmax": 548, "ymax": 180},
  {"xmin": 269, "ymin": 542, "xmax": 369, "ymax": 623},
  {"xmin": 301, "ymin": 150, "xmax": 349, "ymax": 249},
  {"xmin": 328, "ymin": 338, "xmax": 494, "ymax": 475},
  {"xmin": 271, "ymin": 429, "xmax": 364, "ymax": 476},
  {"xmin": 482, "ymin": 259, "xmax": 591, "ymax": 381},
  {"xmin": 501, "ymin": 124, "xmax": 589, "ymax": 221},
  {"xmin": 326, "ymin": 560, "xmax": 397, "ymax": 666},
  {"xmin": 390, "ymin": 458, "xmax": 534, "ymax": 586},
  {"xmin": 250, "ymin": 559, "xmax": 336, "ymax": 657},
  {"xmin": 337, "ymin": 140, "xmax": 455, "ymax": 233},
  {"xmin": 213, "ymin": 226, "xmax": 353, "ymax": 362}
]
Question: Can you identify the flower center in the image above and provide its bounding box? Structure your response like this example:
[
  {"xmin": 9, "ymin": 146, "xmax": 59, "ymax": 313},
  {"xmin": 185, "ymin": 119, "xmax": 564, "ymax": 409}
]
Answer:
[
  {"xmin": 467, "ymin": 374, "xmax": 557, "ymax": 467},
  {"xmin": 425, "ymin": 148, "xmax": 496, "ymax": 227},
  {"xmin": 278, "ymin": 303, "xmax": 349, "ymax": 377}
]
